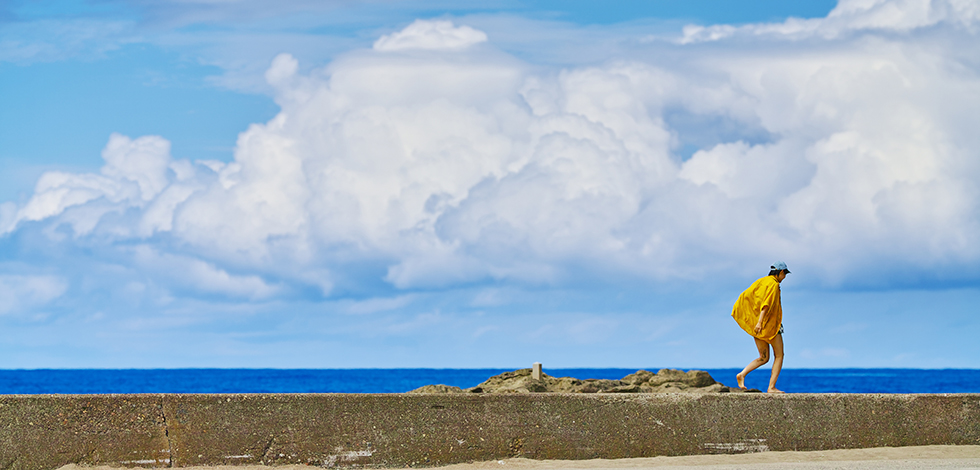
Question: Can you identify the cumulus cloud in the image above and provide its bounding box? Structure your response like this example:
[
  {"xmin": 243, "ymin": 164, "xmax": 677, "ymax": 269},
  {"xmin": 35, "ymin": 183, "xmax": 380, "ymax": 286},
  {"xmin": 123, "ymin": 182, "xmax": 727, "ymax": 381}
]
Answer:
[
  {"xmin": 373, "ymin": 20, "xmax": 488, "ymax": 51},
  {"xmin": 4, "ymin": 3, "xmax": 980, "ymax": 300},
  {"xmin": 9, "ymin": 133, "xmax": 217, "ymax": 237}
]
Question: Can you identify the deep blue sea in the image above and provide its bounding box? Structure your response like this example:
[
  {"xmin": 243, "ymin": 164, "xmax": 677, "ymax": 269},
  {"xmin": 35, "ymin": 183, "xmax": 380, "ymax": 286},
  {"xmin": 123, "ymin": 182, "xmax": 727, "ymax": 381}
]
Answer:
[{"xmin": 0, "ymin": 368, "xmax": 978, "ymax": 394}]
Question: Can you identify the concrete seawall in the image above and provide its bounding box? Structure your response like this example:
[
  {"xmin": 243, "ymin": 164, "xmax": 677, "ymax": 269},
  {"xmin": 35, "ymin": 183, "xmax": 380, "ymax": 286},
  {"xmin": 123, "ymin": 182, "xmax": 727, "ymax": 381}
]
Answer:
[{"xmin": 1, "ymin": 393, "xmax": 978, "ymax": 470}]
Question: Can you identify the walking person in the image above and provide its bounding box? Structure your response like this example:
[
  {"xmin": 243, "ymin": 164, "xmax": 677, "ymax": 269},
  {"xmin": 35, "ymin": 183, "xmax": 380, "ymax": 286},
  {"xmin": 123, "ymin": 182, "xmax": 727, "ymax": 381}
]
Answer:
[{"xmin": 731, "ymin": 262, "xmax": 790, "ymax": 393}]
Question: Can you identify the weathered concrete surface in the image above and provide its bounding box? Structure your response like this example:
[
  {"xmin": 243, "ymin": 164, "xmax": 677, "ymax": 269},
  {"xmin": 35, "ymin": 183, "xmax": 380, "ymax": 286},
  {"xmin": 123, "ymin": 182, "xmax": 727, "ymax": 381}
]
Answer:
[
  {"xmin": 0, "ymin": 394, "xmax": 978, "ymax": 469},
  {"xmin": 0, "ymin": 395, "xmax": 170, "ymax": 470}
]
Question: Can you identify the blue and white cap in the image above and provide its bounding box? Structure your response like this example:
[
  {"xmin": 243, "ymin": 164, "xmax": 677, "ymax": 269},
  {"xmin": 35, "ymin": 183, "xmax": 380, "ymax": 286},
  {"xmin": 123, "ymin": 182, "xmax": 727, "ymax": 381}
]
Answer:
[{"xmin": 772, "ymin": 261, "xmax": 790, "ymax": 273}]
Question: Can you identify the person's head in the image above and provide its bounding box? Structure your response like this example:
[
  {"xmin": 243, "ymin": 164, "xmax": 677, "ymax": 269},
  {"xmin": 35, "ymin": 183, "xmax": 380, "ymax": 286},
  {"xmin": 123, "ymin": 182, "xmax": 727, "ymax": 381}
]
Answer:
[{"xmin": 768, "ymin": 261, "xmax": 790, "ymax": 282}]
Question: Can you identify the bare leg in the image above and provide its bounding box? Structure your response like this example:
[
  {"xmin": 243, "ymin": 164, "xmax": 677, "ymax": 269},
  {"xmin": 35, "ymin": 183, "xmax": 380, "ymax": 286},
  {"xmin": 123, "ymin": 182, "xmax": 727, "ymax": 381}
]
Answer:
[
  {"xmin": 767, "ymin": 334, "xmax": 785, "ymax": 393},
  {"xmin": 736, "ymin": 337, "xmax": 771, "ymax": 390}
]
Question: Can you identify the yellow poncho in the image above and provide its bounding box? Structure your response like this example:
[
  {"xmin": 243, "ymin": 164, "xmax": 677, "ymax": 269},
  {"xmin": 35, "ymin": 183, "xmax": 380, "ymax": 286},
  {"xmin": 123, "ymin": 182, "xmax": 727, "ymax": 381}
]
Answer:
[{"xmin": 731, "ymin": 275, "xmax": 782, "ymax": 342}]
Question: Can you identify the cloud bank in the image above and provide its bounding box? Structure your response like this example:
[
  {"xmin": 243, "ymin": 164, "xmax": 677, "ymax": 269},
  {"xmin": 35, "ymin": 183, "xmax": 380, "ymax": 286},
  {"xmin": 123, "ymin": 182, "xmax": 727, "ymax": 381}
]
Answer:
[{"xmin": 4, "ymin": 2, "xmax": 980, "ymax": 310}]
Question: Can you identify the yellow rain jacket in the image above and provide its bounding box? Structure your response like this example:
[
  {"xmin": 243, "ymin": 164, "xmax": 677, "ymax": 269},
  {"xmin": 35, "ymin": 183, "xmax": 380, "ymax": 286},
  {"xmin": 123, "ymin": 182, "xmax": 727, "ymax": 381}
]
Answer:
[{"xmin": 732, "ymin": 275, "xmax": 782, "ymax": 342}]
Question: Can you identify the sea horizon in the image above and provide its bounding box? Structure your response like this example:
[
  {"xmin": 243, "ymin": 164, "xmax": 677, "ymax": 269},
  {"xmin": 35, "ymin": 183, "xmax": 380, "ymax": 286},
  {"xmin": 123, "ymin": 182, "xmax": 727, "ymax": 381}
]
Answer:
[{"xmin": 1, "ymin": 367, "xmax": 977, "ymax": 395}]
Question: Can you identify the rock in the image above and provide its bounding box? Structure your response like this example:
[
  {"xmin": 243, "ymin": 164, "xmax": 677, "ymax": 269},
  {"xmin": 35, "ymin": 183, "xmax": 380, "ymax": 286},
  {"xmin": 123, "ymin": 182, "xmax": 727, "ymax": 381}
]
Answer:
[
  {"xmin": 646, "ymin": 368, "xmax": 686, "ymax": 386},
  {"xmin": 550, "ymin": 377, "xmax": 584, "ymax": 393},
  {"xmin": 621, "ymin": 370, "xmax": 656, "ymax": 385},
  {"xmin": 466, "ymin": 368, "xmax": 546, "ymax": 393},
  {"xmin": 407, "ymin": 384, "xmax": 464, "ymax": 394},
  {"xmin": 686, "ymin": 370, "xmax": 717, "ymax": 388},
  {"xmin": 604, "ymin": 384, "xmax": 643, "ymax": 393},
  {"xmin": 411, "ymin": 368, "xmax": 733, "ymax": 394},
  {"xmin": 631, "ymin": 369, "xmax": 720, "ymax": 388},
  {"xmin": 577, "ymin": 379, "xmax": 622, "ymax": 393},
  {"xmin": 691, "ymin": 383, "xmax": 730, "ymax": 393}
]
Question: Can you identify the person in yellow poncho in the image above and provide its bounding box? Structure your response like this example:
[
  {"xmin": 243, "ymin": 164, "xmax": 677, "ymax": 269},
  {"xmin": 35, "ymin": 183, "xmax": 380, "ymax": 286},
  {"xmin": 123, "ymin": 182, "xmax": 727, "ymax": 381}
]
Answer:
[{"xmin": 732, "ymin": 261, "xmax": 790, "ymax": 393}]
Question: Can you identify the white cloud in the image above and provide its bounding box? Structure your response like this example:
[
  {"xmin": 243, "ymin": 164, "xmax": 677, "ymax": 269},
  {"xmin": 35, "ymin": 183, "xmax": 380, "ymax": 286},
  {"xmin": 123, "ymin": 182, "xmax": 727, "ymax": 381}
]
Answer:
[
  {"xmin": 342, "ymin": 295, "xmax": 417, "ymax": 315},
  {"xmin": 15, "ymin": 171, "xmax": 128, "ymax": 226},
  {"xmin": 264, "ymin": 52, "xmax": 299, "ymax": 87},
  {"xmin": 0, "ymin": 18, "xmax": 133, "ymax": 63},
  {"xmin": 826, "ymin": 0, "xmax": 980, "ymax": 31},
  {"xmin": 7, "ymin": 134, "xmax": 216, "ymax": 238},
  {"xmin": 373, "ymin": 20, "xmax": 488, "ymax": 51},
  {"xmin": 101, "ymin": 133, "xmax": 172, "ymax": 202},
  {"xmin": 131, "ymin": 246, "xmax": 281, "ymax": 300},
  {"xmin": 4, "ymin": 1, "xmax": 980, "ymax": 298},
  {"xmin": 0, "ymin": 202, "xmax": 16, "ymax": 234},
  {"xmin": 680, "ymin": 0, "xmax": 980, "ymax": 43},
  {"xmin": 0, "ymin": 275, "xmax": 67, "ymax": 315}
]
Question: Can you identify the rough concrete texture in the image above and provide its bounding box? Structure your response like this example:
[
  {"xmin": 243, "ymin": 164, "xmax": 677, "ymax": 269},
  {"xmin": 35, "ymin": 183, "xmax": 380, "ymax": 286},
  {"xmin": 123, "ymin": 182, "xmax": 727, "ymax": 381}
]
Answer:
[
  {"xmin": 0, "ymin": 395, "xmax": 171, "ymax": 470},
  {"xmin": 0, "ymin": 394, "xmax": 978, "ymax": 469}
]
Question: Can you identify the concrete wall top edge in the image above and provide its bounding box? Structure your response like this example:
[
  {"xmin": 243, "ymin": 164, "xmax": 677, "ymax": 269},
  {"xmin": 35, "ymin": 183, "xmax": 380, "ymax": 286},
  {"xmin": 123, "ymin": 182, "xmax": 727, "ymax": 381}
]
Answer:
[{"xmin": 4, "ymin": 392, "xmax": 978, "ymax": 398}]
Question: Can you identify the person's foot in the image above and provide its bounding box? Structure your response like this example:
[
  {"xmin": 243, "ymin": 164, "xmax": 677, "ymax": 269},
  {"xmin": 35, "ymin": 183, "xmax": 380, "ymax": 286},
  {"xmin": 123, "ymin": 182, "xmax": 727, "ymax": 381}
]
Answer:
[
  {"xmin": 736, "ymin": 372, "xmax": 747, "ymax": 391},
  {"xmin": 767, "ymin": 388, "xmax": 785, "ymax": 394}
]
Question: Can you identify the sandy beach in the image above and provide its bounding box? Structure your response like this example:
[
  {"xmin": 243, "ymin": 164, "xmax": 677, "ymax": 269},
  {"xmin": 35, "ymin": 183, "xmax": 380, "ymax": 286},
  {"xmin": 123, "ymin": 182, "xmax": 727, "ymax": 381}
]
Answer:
[{"xmin": 58, "ymin": 445, "xmax": 980, "ymax": 470}]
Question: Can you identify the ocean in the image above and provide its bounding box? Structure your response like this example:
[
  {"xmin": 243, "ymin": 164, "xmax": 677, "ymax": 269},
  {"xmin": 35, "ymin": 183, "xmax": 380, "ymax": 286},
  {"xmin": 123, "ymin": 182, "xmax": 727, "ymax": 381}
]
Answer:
[{"xmin": 0, "ymin": 368, "xmax": 978, "ymax": 394}]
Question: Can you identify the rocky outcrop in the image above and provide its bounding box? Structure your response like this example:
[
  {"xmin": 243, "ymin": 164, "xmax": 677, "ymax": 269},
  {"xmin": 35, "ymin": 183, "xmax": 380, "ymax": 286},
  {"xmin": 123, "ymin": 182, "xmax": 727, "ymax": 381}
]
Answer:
[
  {"xmin": 408, "ymin": 368, "xmax": 750, "ymax": 394},
  {"xmin": 406, "ymin": 384, "xmax": 465, "ymax": 394}
]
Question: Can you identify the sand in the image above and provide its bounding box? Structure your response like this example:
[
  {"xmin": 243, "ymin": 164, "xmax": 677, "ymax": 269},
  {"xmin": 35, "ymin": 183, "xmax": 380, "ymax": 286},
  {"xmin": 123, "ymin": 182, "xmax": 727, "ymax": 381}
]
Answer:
[
  {"xmin": 58, "ymin": 445, "xmax": 980, "ymax": 470},
  {"xmin": 439, "ymin": 445, "xmax": 980, "ymax": 469}
]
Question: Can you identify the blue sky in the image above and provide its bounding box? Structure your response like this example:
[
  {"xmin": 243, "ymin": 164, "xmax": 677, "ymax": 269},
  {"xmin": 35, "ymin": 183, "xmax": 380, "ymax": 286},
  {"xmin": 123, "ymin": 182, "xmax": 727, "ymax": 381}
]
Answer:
[{"xmin": 1, "ymin": 0, "xmax": 978, "ymax": 370}]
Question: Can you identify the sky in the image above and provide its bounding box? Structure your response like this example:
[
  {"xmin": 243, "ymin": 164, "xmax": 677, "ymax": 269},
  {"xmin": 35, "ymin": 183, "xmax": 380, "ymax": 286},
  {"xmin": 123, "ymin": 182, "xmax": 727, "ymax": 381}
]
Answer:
[{"xmin": 1, "ymin": 0, "xmax": 978, "ymax": 370}]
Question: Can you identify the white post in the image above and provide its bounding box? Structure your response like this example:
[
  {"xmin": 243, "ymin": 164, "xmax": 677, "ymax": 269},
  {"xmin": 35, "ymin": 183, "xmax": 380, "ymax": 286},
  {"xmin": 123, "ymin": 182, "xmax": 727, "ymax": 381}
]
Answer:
[{"xmin": 532, "ymin": 362, "xmax": 543, "ymax": 380}]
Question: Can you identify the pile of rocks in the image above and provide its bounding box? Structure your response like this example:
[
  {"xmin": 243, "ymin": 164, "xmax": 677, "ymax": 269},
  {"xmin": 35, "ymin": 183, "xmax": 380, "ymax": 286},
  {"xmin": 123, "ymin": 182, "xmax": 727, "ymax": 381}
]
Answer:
[{"xmin": 409, "ymin": 368, "xmax": 750, "ymax": 394}]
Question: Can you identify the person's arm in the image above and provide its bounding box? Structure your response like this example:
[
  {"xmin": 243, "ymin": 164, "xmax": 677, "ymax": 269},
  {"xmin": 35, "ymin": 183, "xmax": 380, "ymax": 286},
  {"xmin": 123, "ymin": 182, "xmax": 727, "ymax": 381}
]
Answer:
[{"xmin": 754, "ymin": 305, "xmax": 769, "ymax": 334}]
